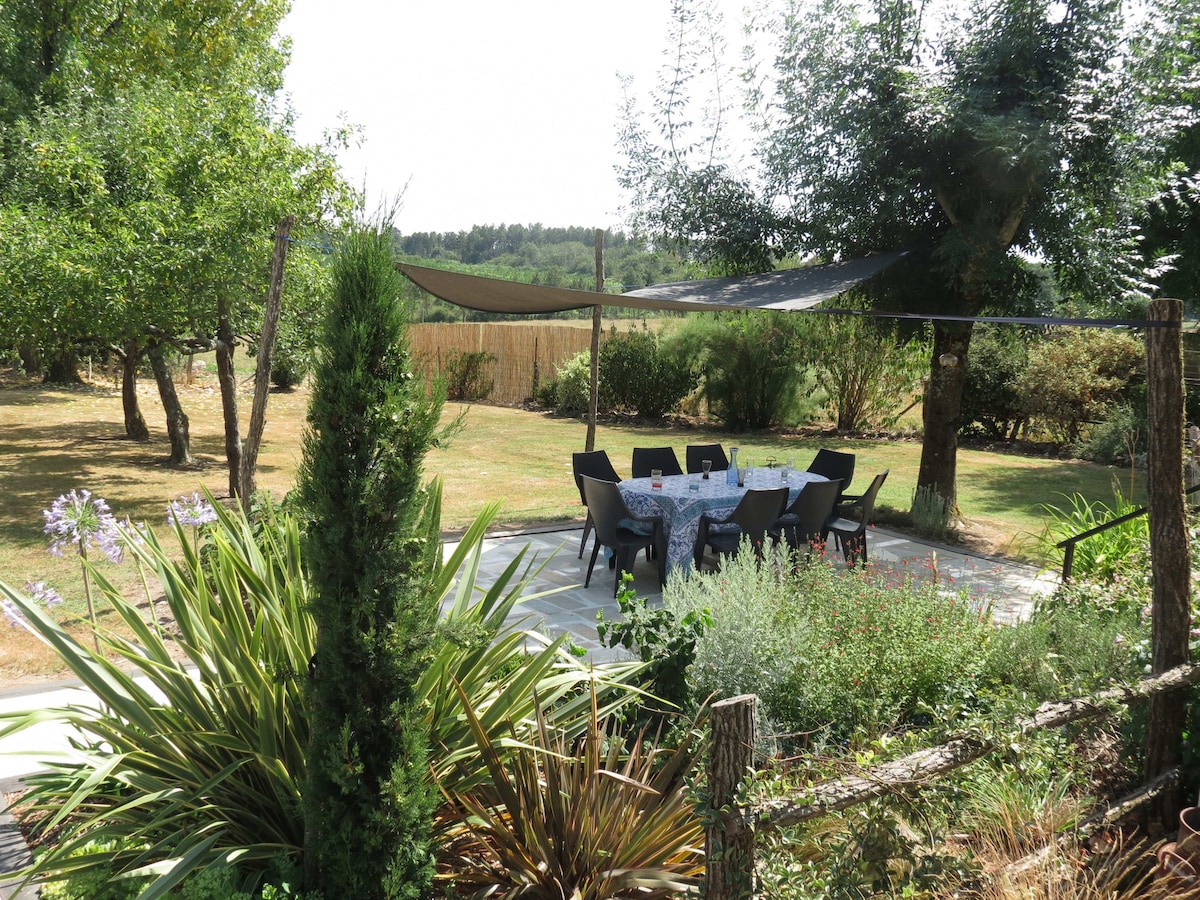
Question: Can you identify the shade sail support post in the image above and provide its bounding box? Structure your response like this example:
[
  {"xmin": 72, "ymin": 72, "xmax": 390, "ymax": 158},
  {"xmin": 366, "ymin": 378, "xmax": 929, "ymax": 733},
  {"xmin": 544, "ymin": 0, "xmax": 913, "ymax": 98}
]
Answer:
[{"xmin": 586, "ymin": 228, "xmax": 603, "ymax": 452}]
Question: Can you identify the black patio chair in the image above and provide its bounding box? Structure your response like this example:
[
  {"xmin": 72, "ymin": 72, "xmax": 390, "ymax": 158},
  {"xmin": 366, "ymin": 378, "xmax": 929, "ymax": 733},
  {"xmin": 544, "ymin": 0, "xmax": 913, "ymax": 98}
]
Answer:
[
  {"xmin": 572, "ymin": 450, "xmax": 622, "ymax": 559},
  {"xmin": 772, "ymin": 478, "xmax": 842, "ymax": 558},
  {"xmin": 806, "ymin": 449, "xmax": 856, "ymax": 503},
  {"xmin": 685, "ymin": 443, "xmax": 729, "ymax": 474},
  {"xmin": 631, "ymin": 446, "xmax": 683, "ymax": 479},
  {"xmin": 579, "ymin": 475, "xmax": 666, "ymax": 595},
  {"xmin": 694, "ymin": 487, "xmax": 790, "ymax": 572},
  {"xmin": 826, "ymin": 470, "xmax": 889, "ymax": 566}
]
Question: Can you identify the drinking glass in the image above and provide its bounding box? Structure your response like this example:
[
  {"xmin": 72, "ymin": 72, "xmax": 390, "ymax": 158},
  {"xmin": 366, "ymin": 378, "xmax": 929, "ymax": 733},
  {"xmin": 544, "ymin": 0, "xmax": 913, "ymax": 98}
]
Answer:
[
  {"xmin": 702, "ymin": 459, "xmax": 712, "ymax": 479},
  {"xmin": 651, "ymin": 468, "xmax": 663, "ymax": 490}
]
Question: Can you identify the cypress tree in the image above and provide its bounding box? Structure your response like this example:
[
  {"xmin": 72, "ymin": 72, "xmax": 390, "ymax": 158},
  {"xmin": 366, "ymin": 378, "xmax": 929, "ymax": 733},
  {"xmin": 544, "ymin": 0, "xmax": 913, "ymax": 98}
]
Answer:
[{"xmin": 298, "ymin": 220, "xmax": 443, "ymax": 898}]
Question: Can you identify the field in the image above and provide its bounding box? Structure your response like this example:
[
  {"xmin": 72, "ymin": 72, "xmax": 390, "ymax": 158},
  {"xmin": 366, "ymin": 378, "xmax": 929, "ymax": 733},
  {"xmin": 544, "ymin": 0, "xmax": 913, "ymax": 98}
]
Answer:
[{"xmin": 0, "ymin": 365, "xmax": 1138, "ymax": 679}]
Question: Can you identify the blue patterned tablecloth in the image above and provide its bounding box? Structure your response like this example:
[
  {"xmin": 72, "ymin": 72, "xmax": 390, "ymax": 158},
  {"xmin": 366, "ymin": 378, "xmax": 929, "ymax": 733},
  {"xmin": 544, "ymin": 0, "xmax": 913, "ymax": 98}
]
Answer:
[{"xmin": 618, "ymin": 469, "xmax": 827, "ymax": 575}]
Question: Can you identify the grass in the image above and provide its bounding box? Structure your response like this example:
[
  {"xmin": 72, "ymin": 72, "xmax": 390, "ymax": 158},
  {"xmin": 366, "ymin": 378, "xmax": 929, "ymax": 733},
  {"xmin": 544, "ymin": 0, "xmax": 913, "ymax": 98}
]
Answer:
[{"xmin": 0, "ymin": 366, "xmax": 1139, "ymax": 679}]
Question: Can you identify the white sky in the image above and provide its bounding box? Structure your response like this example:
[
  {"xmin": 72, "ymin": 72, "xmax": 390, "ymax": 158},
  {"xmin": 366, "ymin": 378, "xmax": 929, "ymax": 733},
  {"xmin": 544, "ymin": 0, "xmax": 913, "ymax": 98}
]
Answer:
[{"xmin": 281, "ymin": 1, "xmax": 685, "ymax": 235}]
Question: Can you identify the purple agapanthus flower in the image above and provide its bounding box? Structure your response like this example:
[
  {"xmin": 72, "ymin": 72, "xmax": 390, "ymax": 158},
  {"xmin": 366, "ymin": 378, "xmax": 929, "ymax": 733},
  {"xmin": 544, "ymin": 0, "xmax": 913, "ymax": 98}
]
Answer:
[
  {"xmin": 117, "ymin": 518, "xmax": 150, "ymax": 549},
  {"xmin": 25, "ymin": 581, "xmax": 64, "ymax": 607},
  {"xmin": 2, "ymin": 599, "xmax": 23, "ymax": 628},
  {"xmin": 43, "ymin": 489, "xmax": 123, "ymax": 562},
  {"xmin": 168, "ymin": 492, "xmax": 219, "ymax": 529}
]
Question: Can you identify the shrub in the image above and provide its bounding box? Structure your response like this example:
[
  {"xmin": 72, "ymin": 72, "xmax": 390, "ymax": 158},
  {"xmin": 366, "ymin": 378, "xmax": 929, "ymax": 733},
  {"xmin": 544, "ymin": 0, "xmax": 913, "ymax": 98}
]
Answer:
[
  {"xmin": 667, "ymin": 311, "xmax": 812, "ymax": 430},
  {"xmin": 910, "ymin": 484, "xmax": 951, "ymax": 540},
  {"xmin": 1073, "ymin": 395, "xmax": 1147, "ymax": 465},
  {"xmin": 38, "ymin": 840, "xmax": 152, "ymax": 900},
  {"xmin": 978, "ymin": 597, "xmax": 1145, "ymax": 700},
  {"xmin": 959, "ymin": 324, "xmax": 1030, "ymax": 440},
  {"xmin": 665, "ymin": 546, "xmax": 994, "ymax": 744},
  {"xmin": 551, "ymin": 350, "xmax": 594, "ymax": 415},
  {"xmin": 807, "ymin": 311, "xmax": 928, "ymax": 432},
  {"xmin": 435, "ymin": 687, "xmax": 705, "ymax": 899},
  {"xmin": 596, "ymin": 576, "xmax": 711, "ymax": 725},
  {"xmin": 1017, "ymin": 329, "xmax": 1144, "ymax": 443},
  {"xmin": 444, "ymin": 349, "xmax": 495, "ymax": 401},
  {"xmin": 599, "ymin": 325, "xmax": 697, "ymax": 418},
  {"xmin": 1, "ymin": 498, "xmax": 315, "ymax": 896}
]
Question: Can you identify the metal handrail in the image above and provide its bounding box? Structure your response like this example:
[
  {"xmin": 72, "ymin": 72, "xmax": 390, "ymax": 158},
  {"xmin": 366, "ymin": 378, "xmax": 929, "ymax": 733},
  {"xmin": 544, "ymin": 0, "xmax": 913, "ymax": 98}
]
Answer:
[{"xmin": 1056, "ymin": 483, "xmax": 1200, "ymax": 582}]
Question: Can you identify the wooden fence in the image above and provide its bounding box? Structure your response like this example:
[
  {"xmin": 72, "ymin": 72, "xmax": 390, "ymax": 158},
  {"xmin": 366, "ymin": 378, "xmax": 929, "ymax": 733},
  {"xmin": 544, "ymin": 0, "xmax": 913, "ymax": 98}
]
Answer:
[
  {"xmin": 408, "ymin": 323, "xmax": 602, "ymax": 404},
  {"xmin": 704, "ymin": 663, "xmax": 1200, "ymax": 899}
]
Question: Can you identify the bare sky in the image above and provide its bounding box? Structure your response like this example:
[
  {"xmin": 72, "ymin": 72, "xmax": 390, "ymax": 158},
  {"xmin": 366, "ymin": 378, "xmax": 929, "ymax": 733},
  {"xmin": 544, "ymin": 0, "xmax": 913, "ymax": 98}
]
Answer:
[{"xmin": 281, "ymin": 0, "xmax": 681, "ymax": 235}]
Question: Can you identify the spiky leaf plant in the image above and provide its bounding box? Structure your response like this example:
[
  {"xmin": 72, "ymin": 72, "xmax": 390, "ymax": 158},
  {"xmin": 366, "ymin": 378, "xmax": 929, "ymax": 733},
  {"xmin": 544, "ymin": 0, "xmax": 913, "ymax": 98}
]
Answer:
[
  {"xmin": 1, "ymin": 493, "xmax": 646, "ymax": 899},
  {"xmin": 436, "ymin": 684, "xmax": 706, "ymax": 899},
  {"xmin": 0, "ymin": 496, "xmax": 314, "ymax": 899}
]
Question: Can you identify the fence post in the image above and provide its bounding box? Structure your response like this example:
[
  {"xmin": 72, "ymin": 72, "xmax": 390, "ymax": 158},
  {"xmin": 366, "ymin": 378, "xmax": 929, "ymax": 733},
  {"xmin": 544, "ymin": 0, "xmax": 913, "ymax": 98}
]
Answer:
[{"xmin": 707, "ymin": 695, "xmax": 757, "ymax": 900}]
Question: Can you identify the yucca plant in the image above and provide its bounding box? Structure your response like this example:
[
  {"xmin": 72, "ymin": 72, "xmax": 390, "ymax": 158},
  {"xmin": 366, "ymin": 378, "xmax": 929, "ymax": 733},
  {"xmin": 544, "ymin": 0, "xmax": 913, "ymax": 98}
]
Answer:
[
  {"xmin": 1, "ymin": 491, "xmax": 647, "ymax": 899},
  {"xmin": 435, "ymin": 684, "xmax": 707, "ymax": 899}
]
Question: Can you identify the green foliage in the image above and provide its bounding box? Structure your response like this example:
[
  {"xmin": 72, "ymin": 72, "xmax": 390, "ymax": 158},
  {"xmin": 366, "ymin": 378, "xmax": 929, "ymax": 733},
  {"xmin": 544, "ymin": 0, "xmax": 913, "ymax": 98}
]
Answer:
[
  {"xmin": 0, "ymin": 497, "xmax": 315, "ymax": 898},
  {"xmin": 666, "ymin": 546, "xmax": 995, "ymax": 744},
  {"xmin": 1, "ymin": 488, "xmax": 647, "ymax": 899},
  {"xmin": 38, "ymin": 840, "xmax": 153, "ymax": 900},
  {"xmin": 807, "ymin": 310, "xmax": 927, "ymax": 432},
  {"xmin": 549, "ymin": 350, "xmax": 593, "ymax": 415},
  {"xmin": 959, "ymin": 325, "xmax": 1030, "ymax": 440},
  {"xmin": 296, "ymin": 220, "xmax": 446, "ymax": 899},
  {"xmin": 599, "ymin": 324, "xmax": 697, "ymax": 418},
  {"xmin": 443, "ymin": 349, "xmax": 495, "ymax": 401},
  {"xmin": 910, "ymin": 484, "xmax": 951, "ymax": 541},
  {"xmin": 1018, "ymin": 330, "xmax": 1145, "ymax": 443},
  {"xmin": 596, "ymin": 575, "xmax": 711, "ymax": 723},
  {"xmin": 1034, "ymin": 486, "xmax": 1149, "ymax": 582},
  {"xmin": 1074, "ymin": 397, "xmax": 1148, "ymax": 466},
  {"xmin": 954, "ymin": 743, "xmax": 1085, "ymax": 858},
  {"xmin": 667, "ymin": 311, "xmax": 812, "ymax": 431},
  {"xmin": 979, "ymin": 591, "xmax": 1146, "ymax": 699},
  {"xmin": 435, "ymin": 686, "xmax": 706, "ymax": 899}
]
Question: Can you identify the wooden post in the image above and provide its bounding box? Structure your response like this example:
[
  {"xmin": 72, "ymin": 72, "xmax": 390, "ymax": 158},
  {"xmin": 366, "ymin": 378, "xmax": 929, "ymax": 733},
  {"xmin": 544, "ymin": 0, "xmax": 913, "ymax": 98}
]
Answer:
[
  {"xmin": 239, "ymin": 215, "xmax": 294, "ymax": 508},
  {"xmin": 1144, "ymin": 297, "xmax": 1190, "ymax": 821},
  {"xmin": 586, "ymin": 228, "xmax": 603, "ymax": 452},
  {"xmin": 707, "ymin": 695, "xmax": 756, "ymax": 900}
]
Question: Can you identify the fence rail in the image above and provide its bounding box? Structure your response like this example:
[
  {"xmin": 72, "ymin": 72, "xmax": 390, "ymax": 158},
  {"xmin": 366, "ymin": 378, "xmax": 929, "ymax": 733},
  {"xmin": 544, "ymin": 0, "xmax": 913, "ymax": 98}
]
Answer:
[{"xmin": 705, "ymin": 663, "xmax": 1200, "ymax": 899}]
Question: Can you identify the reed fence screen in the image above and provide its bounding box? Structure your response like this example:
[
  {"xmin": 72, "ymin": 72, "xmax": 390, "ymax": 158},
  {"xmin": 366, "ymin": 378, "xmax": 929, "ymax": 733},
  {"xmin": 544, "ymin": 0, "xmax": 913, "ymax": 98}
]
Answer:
[{"xmin": 408, "ymin": 323, "xmax": 603, "ymax": 404}]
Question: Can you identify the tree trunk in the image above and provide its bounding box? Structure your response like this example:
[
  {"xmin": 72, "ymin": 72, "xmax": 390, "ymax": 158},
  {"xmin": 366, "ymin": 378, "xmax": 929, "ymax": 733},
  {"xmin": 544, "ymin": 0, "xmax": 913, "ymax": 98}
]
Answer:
[
  {"xmin": 120, "ymin": 343, "xmax": 151, "ymax": 442},
  {"xmin": 148, "ymin": 343, "xmax": 192, "ymax": 465},
  {"xmin": 42, "ymin": 348, "xmax": 81, "ymax": 384},
  {"xmin": 241, "ymin": 215, "xmax": 294, "ymax": 506},
  {"xmin": 17, "ymin": 344, "xmax": 42, "ymax": 377},
  {"xmin": 216, "ymin": 295, "xmax": 243, "ymax": 499},
  {"xmin": 1144, "ymin": 297, "xmax": 1189, "ymax": 822},
  {"xmin": 917, "ymin": 320, "xmax": 974, "ymax": 509}
]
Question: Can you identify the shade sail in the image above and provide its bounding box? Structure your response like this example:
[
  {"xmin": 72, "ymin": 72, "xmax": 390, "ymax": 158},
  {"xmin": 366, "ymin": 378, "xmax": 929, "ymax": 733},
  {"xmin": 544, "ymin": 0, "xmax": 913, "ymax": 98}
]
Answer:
[{"xmin": 398, "ymin": 251, "xmax": 906, "ymax": 315}]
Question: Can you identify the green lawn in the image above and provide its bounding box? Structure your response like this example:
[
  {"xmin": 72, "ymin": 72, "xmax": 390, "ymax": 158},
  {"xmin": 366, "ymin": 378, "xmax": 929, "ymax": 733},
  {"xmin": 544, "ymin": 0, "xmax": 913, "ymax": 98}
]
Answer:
[{"xmin": 0, "ymin": 374, "xmax": 1141, "ymax": 677}]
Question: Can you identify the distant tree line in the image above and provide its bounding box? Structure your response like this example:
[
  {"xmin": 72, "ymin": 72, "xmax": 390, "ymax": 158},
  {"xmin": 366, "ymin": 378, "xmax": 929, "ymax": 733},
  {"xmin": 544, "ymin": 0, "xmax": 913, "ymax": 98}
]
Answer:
[{"xmin": 393, "ymin": 224, "xmax": 695, "ymax": 323}]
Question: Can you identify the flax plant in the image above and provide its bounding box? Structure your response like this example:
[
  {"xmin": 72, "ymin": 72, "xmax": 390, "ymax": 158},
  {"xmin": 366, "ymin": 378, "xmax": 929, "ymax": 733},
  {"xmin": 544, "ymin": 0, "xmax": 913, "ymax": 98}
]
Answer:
[{"xmin": 436, "ymin": 684, "xmax": 706, "ymax": 899}]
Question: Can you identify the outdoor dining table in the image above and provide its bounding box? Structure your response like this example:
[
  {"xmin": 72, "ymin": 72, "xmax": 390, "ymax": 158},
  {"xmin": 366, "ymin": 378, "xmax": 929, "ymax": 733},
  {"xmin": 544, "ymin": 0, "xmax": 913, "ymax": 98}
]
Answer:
[{"xmin": 618, "ymin": 468, "xmax": 829, "ymax": 576}]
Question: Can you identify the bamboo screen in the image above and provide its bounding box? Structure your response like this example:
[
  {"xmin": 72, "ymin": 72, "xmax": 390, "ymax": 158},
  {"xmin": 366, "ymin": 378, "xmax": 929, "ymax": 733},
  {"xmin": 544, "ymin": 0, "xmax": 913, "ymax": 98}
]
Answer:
[{"xmin": 408, "ymin": 323, "xmax": 604, "ymax": 404}]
